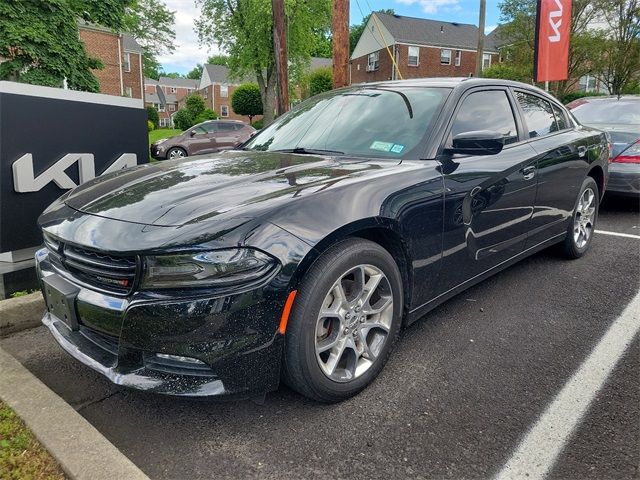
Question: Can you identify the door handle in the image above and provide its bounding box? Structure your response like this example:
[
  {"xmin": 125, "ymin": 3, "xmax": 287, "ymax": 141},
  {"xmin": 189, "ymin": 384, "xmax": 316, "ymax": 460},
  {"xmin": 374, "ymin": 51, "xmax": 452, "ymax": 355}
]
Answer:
[
  {"xmin": 578, "ymin": 145, "xmax": 587, "ymax": 158},
  {"xmin": 521, "ymin": 165, "xmax": 536, "ymax": 180}
]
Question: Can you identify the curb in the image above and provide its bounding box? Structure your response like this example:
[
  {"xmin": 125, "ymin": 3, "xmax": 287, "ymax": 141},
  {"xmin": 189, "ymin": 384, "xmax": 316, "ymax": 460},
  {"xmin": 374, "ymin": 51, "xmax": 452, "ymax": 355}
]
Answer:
[
  {"xmin": 0, "ymin": 347, "xmax": 150, "ymax": 480},
  {"xmin": 0, "ymin": 292, "xmax": 44, "ymax": 336}
]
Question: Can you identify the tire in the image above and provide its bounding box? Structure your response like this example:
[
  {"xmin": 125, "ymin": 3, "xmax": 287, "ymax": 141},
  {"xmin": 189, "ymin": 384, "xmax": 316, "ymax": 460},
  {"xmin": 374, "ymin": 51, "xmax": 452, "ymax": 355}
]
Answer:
[
  {"xmin": 167, "ymin": 147, "xmax": 187, "ymax": 160},
  {"xmin": 282, "ymin": 238, "xmax": 403, "ymax": 403},
  {"xmin": 563, "ymin": 176, "xmax": 599, "ymax": 259}
]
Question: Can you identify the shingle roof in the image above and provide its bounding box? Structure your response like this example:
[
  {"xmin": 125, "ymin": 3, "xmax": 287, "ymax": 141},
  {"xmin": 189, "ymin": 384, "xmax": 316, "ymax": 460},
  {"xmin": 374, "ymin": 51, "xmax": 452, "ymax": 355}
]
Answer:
[
  {"xmin": 485, "ymin": 25, "xmax": 509, "ymax": 49},
  {"xmin": 158, "ymin": 76, "xmax": 199, "ymax": 88},
  {"xmin": 145, "ymin": 91, "xmax": 177, "ymax": 105},
  {"xmin": 122, "ymin": 33, "xmax": 143, "ymax": 53},
  {"xmin": 376, "ymin": 12, "xmax": 498, "ymax": 53},
  {"xmin": 144, "ymin": 78, "xmax": 159, "ymax": 85},
  {"xmin": 203, "ymin": 64, "xmax": 248, "ymax": 84}
]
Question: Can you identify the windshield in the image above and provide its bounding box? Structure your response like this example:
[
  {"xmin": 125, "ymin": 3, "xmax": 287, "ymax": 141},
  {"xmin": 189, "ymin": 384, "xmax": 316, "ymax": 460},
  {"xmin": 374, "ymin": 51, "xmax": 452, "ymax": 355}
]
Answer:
[
  {"xmin": 570, "ymin": 99, "xmax": 640, "ymax": 125},
  {"xmin": 243, "ymin": 86, "xmax": 450, "ymax": 158}
]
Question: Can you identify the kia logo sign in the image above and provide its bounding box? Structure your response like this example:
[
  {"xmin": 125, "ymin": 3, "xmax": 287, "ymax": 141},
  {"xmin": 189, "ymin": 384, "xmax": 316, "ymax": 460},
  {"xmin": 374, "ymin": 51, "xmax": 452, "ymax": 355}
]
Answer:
[
  {"xmin": 548, "ymin": 0, "xmax": 563, "ymax": 43},
  {"xmin": 534, "ymin": 0, "xmax": 572, "ymax": 82},
  {"xmin": 12, "ymin": 153, "xmax": 137, "ymax": 193}
]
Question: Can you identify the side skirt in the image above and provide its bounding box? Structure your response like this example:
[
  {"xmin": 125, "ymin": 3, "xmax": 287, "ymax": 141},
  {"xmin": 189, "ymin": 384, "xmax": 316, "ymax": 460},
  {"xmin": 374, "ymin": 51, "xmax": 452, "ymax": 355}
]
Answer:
[{"xmin": 406, "ymin": 232, "xmax": 566, "ymax": 325}]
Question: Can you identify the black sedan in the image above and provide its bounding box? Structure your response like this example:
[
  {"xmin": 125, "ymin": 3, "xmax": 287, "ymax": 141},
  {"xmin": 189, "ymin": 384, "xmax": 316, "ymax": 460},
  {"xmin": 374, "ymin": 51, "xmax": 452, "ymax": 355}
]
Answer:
[
  {"xmin": 567, "ymin": 95, "xmax": 640, "ymax": 196},
  {"xmin": 36, "ymin": 78, "xmax": 609, "ymax": 402}
]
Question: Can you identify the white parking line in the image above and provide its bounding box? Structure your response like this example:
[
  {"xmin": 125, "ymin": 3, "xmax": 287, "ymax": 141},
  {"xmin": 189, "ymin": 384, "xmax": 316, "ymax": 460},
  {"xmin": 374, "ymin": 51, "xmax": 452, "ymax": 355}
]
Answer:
[
  {"xmin": 595, "ymin": 229, "xmax": 640, "ymax": 240},
  {"xmin": 494, "ymin": 289, "xmax": 640, "ymax": 480}
]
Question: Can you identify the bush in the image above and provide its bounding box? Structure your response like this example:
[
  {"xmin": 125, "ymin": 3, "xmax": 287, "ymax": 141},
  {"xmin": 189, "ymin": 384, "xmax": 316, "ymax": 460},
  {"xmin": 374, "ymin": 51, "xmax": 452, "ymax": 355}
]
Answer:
[
  {"xmin": 482, "ymin": 64, "xmax": 532, "ymax": 84},
  {"xmin": 251, "ymin": 118, "xmax": 264, "ymax": 130},
  {"xmin": 561, "ymin": 91, "xmax": 606, "ymax": 105},
  {"xmin": 147, "ymin": 120, "xmax": 154, "ymax": 132},
  {"xmin": 232, "ymin": 83, "xmax": 263, "ymax": 123},
  {"xmin": 172, "ymin": 108, "xmax": 194, "ymax": 131},
  {"xmin": 308, "ymin": 67, "xmax": 333, "ymax": 97},
  {"xmin": 194, "ymin": 108, "xmax": 218, "ymax": 125},
  {"xmin": 185, "ymin": 94, "xmax": 206, "ymax": 117},
  {"xmin": 146, "ymin": 105, "xmax": 159, "ymax": 129}
]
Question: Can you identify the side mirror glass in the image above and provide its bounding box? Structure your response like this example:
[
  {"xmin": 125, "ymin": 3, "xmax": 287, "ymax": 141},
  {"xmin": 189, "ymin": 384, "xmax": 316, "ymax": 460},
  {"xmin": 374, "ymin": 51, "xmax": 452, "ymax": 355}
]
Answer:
[
  {"xmin": 449, "ymin": 130, "xmax": 506, "ymax": 156},
  {"xmin": 190, "ymin": 130, "xmax": 197, "ymax": 137}
]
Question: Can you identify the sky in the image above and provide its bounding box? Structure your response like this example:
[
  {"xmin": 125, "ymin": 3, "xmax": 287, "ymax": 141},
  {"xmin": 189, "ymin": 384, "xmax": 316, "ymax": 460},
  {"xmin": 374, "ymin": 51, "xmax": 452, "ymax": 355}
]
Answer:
[{"xmin": 158, "ymin": 0, "xmax": 502, "ymax": 75}]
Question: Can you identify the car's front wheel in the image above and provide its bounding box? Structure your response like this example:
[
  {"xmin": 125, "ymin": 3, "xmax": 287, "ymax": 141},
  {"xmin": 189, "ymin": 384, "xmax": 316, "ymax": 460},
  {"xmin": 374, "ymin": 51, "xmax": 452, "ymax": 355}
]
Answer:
[
  {"xmin": 167, "ymin": 147, "xmax": 187, "ymax": 159},
  {"xmin": 283, "ymin": 238, "xmax": 403, "ymax": 403},
  {"xmin": 563, "ymin": 176, "xmax": 599, "ymax": 258}
]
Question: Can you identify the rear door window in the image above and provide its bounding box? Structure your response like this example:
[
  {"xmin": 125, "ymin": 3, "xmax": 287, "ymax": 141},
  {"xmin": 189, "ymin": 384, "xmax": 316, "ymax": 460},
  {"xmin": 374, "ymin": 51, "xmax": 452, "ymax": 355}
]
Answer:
[
  {"xmin": 450, "ymin": 90, "xmax": 519, "ymax": 145},
  {"xmin": 516, "ymin": 92, "xmax": 558, "ymax": 138},
  {"xmin": 551, "ymin": 103, "xmax": 569, "ymax": 130},
  {"xmin": 217, "ymin": 123, "xmax": 238, "ymax": 132}
]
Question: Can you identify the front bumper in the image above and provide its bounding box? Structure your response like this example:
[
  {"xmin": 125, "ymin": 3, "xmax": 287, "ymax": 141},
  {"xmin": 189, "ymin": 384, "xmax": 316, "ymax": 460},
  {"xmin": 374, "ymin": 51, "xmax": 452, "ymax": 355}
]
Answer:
[
  {"xmin": 150, "ymin": 143, "xmax": 167, "ymax": 160},
  {"xmin": 36, "ymin": 248, "xmax": 287, "ymax": 397},
  {"xmin": 607, "ymin": 163, "xmax": 640, "ymax": 196}
]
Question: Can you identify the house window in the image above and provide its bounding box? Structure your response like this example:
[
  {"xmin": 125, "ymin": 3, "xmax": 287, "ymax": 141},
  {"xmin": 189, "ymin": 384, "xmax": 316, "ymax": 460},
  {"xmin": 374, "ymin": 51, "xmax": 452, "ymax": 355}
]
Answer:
[
  {"xmin": 187, "ymin": 88, "xmax": 193, "ymax": 94},
  {"xmin": 367, "ymin": 51, "xmax": 379, "ymax": 71},
  {"xmin": 482, "ymin": 53, "xmax": 492, "ymax": 70},
  {"xmin": 579, "ymin": 75, "xmax": 597, "ymax": 92},
  {"xmin": 124, "ymin": 86, "xmax": 132, "ymax": 97},
  {"xmin": 220, "ymin": 105, "xmax": 229, "ymax": 117},
  {"xmin": 220, "ymin": 85, "xmax": 228, "ymax": 97},
  {"xmin": 170, "ymin": 87, "xmax": 177, "ymax": 93},
  {"xmin": 440, "ymin": 49, "xmax": 452, "ymax": 65},
  {"xmin": 155, "ymin": 102, "xmax": 165, "ymax": 113},
  {"xmin": 168, "ymin": 104, "xmax": 175, "ymax": 111},
  {"xmin": 202, "ymin": 89, "xmax": 208, "ymax": 99},
  {"xmin": 408, "ymin": 46, "xmax": 419, "ymax": 66},
  {"xmin": 122, "ymin": 52, "xmax": 131, "ymax": 72},
  {"xmin": 455, "ymin": 50, "xmax": 461, "ymax": 66}
]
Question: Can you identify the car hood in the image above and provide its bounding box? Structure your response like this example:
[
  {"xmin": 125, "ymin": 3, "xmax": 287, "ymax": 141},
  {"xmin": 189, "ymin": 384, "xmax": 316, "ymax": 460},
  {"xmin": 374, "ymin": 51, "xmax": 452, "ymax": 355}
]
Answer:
[
  {"xmin": 583, "ymin": 122, "xmax": 640, "ymax": 157},
  {"xmin": 64, "ymin": 150, "xmax": 397, "ymax": 227}
]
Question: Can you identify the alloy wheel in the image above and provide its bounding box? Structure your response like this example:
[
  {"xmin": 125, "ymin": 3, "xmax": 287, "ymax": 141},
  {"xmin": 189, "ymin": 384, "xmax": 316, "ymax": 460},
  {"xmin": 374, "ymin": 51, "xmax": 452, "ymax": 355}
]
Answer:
[
  {"xmin": 573, "ymin": 187, "xmax": 596, "ymax": 249},
  {"xmin": 169, "ymin": 149, "xmax": 185, "ymax": 159},
  {"xmin": 314, "ymin": 264, "xmax": 394, "ymax": 382}
]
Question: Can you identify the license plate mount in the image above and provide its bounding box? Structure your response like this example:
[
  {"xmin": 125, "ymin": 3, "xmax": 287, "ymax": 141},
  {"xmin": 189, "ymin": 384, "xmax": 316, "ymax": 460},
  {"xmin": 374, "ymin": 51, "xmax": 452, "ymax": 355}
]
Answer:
[{"xmin": 43, "ymin": 275, "xmax": 80, "ymax": 331}]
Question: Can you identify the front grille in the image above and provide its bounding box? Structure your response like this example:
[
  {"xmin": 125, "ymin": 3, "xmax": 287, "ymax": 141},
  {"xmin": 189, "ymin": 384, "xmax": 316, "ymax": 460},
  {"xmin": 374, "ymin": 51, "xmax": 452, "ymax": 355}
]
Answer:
[{"xmin": 43, "ymin": 233, "xmax": 138, "ymax": 295}]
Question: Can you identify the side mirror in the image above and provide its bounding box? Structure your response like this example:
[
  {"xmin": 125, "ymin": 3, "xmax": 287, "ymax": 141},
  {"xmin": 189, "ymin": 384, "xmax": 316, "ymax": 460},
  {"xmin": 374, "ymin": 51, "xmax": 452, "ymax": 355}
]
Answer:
[
  {"xmin": 190, "ymin": 130, "xmax": 197, "ymax": 137},
  {"xmin": 449, "ymin": 130, "xmax": 505, "ymax": 156}
]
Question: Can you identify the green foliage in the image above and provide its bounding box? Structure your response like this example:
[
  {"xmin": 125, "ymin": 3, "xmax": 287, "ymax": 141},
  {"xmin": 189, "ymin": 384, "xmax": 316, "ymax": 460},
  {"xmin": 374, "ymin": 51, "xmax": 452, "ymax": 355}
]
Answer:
[
  {"xmin": 482, "ymin": 63, "xmax": 532, "ymax": 83},
  {"xmin": 232, "ymin": 83, "xmax": 263, "ymax": 122},
  {"xmin": 147, "ymin": 120, "xmax": 155, "ymax": 131},
  {"xmin": 172, "ymin": 108, "xmax": 194, "ymax": 131},
  {"xmin": 163, "ymin": 72, "xmax": 184, "ymax": 78},
  {"xmin": 173, "ymin": 94, "xmax": 211, "ymax": 130},
  {"xmin": 185, "ymin": 94, "xmax": 206, "ymax": 117},
  {"xmin": 252, "ymin": 118, "xmax": 264, "ymax": 130},
  {"xmin": 186, "ymin": 64, "xmax": 204, "ymax": 79},
  {"xmin": 308, "ymin": 67, "xmax": 333, "ymax": 97},
  {"xmin": 350, "ymin": 9, "xmax": 395, "ymax": 54},
  {"xmin": 194, "ymin": 108, "xmax": 218, "ymax": 124},
  {"xmin": 207, "ymin": 54, "xmax": 230, "ymax": 66},
  {"xmin": 146, "ymin": 105, "xmax": 159, "ymax": 128},
  {"xmin": 561, "ymin": 91, "xmax": 607, "ymax": 104},
  {"xmin": 196, "ymin": 0, "xmax": 332, "ymax": 125},
  {"xmin": 143, "ymin": 55, "xmax": 163, "ymax": 79},
  {"xmin": 0, "ymin": 0, "xmax": 120, "ymax": 90}
]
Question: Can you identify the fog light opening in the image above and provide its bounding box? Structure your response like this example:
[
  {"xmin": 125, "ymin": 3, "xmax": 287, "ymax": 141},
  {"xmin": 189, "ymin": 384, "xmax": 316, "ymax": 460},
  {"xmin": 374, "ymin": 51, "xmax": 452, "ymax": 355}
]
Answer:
[{"xmin": 155, "ymin": 353, "xmax": 206, "ymax": 365}]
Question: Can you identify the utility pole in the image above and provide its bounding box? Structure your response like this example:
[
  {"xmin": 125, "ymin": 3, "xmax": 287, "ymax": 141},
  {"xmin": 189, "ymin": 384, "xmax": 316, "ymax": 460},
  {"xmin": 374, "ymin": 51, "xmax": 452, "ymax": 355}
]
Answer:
[
  {"xmin": 272, "ymin": 0, "xmax": 289, "ymax": 116},
  {"xmin": 475, "ymin": 0, "xmax": 486, "ymax": 77},
  {"xmin": 332, "ymin": 0, "xmax": 349, "ymax": 89}
]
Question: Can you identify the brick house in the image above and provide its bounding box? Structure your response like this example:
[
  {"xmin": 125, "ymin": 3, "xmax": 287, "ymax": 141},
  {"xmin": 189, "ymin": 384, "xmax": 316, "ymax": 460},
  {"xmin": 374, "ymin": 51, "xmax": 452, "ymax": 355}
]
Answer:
[
  {"xmin": 78, "ymin": 21, "xmax": 144, "ymax": 99},
  {"xmin": 197, "ymin": 64, "xmax": 253, "ymax": 122},
  {"xmin": 350, "ymin": 12, "xmax": 499, "ymax": 84},
  {"xmin": 144, "ymin": 77, "xmax": 198, "ymax": 127}
]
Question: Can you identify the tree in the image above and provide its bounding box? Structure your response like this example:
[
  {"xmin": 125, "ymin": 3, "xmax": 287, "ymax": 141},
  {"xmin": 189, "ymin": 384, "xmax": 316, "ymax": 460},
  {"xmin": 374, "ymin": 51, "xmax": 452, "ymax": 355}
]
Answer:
[
  {"xmin": 123, "ymin": 0, "xmax": 176, "ymax": 80},
  {"xmin": 232, "ymin": 83, "xmax": 263, "ymax": 123},
  {"xmin": 172, "ymin": 108, "xmax": 194, "ymax": 130},
  {"xmin": 196, "ymin": 0, "xmax": 332, "ymax": 126},
  {"xmin": 172, "ymin": 94, "xmax": 211, "ymax": 130},
  {"xmin": 146, "ymin": 105, "xmax": 160, "ymax": 128},
  {"xmin": 207, "ymin": 54, "xmax": 230, "ymax": 65},
  {"xmin": 0, "ymin": 0, "xmax": 128, "ymax": 90},
  {"xmin": 349, "ymin": 9, "xmax": 395, "ymax": 55},
  {"xmin": 308, "ymin": 67, "xmax": 333, "ymax": 97},
  {"xmin": 163, "ymin": 72, "xmax": 184, "ymax": 78},
  {"xmin": 591, "ymin": 0, "xmax": 640, "ymax": 95},
  {"xmin": 187, "ymin": 64, "xmax": 204, "ymax": 79},
  {"xmin": 482, "ymin": 63, "xmax": 532, "ymax": 83},
  {"xmin": 194, "ymin": 108, "xmax": 218, "ymax": 124},
  {"xmin": 185, "ymin": 94, "xmax": 206, "ymax": 117}
]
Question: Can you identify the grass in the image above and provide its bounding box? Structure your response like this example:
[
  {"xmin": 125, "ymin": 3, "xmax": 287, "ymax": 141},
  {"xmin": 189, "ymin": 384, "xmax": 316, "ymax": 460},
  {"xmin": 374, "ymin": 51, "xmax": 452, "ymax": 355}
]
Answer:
[
  {"xmin": 149, "ymin": 128, "xmax": 182, "ymax": 145},
  {"xmin": 9, "ymin": 290, "xmax": 36, "ymax": 298},
  {"xmin": 0, "ymin": 401, "xmax": 65, "ymax": 480}
]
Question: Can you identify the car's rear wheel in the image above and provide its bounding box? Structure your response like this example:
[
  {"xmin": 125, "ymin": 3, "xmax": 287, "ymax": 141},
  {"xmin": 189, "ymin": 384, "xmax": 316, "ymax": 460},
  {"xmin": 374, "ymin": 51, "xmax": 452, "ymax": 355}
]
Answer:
[
  {"xmin": 282, "ymin": 238, "xmax": 403, "ymax": 403},
  {"xmin": 563, "ymin": 176, "xmax": 599, "ymax": 258},
  {"xmin": 167, "ymin": 147, "xmax": 187, "ymax": 159}
]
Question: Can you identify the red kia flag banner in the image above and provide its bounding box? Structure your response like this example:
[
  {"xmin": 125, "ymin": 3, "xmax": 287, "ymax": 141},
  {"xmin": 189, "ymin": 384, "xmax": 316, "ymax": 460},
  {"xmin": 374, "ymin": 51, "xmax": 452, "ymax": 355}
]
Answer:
[{"xmin": 534, "ymin": 0, "xmax": 572, "ymax": 82}]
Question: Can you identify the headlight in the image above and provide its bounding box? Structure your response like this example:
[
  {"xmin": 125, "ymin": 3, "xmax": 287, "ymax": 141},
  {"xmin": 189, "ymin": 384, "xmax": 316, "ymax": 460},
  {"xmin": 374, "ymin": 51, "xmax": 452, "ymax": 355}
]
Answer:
[{"xmin": 141, "ymin": 248, "xmax": 278, "ymax": 289}]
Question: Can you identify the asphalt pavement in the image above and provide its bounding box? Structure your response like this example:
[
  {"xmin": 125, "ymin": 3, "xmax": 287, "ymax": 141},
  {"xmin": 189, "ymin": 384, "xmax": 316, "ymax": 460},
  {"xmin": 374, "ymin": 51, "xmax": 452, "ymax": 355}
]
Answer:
[{"xmin": 2, "ymin": 194, "xmax": 638, "ymax": 480}]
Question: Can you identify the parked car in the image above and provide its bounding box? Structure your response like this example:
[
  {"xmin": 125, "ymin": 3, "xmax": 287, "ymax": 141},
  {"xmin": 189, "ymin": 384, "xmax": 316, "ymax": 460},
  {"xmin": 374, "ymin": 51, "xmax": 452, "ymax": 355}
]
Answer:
[
  {"xmin": 150, "ymin": 120, "xmax": 255, "ymax": 160},
  {"xmin": 567, "ymin": 96, "xmax": 640, "ymax": 196},
  {"xmin": 36, "ymin": 78, "xmax": 608, "ymax": 402}
]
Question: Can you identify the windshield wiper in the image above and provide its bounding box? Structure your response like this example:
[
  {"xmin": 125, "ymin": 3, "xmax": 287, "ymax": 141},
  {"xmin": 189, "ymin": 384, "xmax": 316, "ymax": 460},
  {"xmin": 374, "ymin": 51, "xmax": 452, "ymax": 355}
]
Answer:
[{"xmin": 273, "ymin": 147, "xmax": 345, "ymax": 156}]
